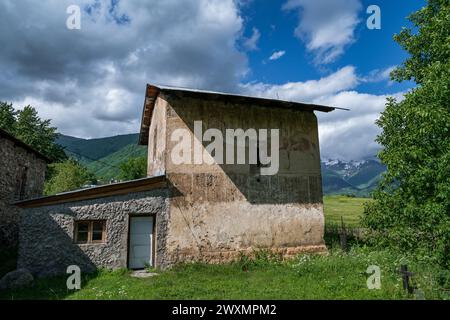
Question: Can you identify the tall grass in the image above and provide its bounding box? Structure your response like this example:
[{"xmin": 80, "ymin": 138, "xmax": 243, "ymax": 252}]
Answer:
[{"xmin": 1, "ymin": 247, "xmax": 448, "ymax": 300}]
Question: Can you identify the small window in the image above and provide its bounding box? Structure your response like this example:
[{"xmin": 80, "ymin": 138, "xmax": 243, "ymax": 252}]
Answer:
[{"xmin": 75, "ymin": 220, "xmax": 106, "ymax": 244}]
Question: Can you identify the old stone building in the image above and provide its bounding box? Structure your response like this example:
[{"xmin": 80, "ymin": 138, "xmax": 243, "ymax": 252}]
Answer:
[
  {"xmin": 16, "ymin": 84, "xmax": 337, "ymax": 277},
  {"xmin": 0, "ymin": 128, "xmax": 49, "ymax": 248}
]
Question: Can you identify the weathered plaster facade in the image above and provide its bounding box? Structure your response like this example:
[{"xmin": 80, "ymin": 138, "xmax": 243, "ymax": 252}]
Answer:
[
  {"xmin": 0, "ymin": 129, "xmax": 47, "ymax": 248},
  {"xmin": 149, "ymin": 92, "xmax": 327, "ymax": 264},
  {"xmin": 18, "ymin": 189, "xmax": 169, "ymax": 277}
]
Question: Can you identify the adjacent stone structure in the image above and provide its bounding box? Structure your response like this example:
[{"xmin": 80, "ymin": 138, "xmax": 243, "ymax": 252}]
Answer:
[
  {"xmin": 17, "ymin": 177, "xmax": 168, "ymax": 277},
  {"xmin": 0, "ymin": 128, "xmax": 48, "ymax": 248},
  {"xmin": 16, "ymin": 84, "xmax": 337, "ymax": 276}
]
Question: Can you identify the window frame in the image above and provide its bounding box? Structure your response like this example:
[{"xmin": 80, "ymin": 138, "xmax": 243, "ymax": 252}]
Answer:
[{"xmin": 74, "ymin": 220, "xmax": 106, "ymax": 244}]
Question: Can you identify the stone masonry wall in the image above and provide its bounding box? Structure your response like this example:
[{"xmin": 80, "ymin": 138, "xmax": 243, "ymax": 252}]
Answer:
[
  {"xmin": 0, "ymin": 136, "xmax": 46, "ymax": 248},
  {"xmin": 18, "ymin": 189, "xmax": 169, "ymax": 277}
]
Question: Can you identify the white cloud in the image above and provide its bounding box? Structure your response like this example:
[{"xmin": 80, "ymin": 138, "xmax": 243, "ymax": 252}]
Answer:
[
  {"xmin": 269, "ymin": 50, "xmax": 286, "ymax": 61},
  {"xmin": 240, "ymin": 66, "xmax": 405, "ymax": 160},
  {"xmin": 360, "ymin": 66, "xmax": 396, "ymax": 84},
  {"xmin": 243, "ymin": 27, "xmax": 260, "ymax": 51},
  {"xmin": 315, "ymin": 90, "xmax": 404, "ymax": 160},
  {"xmin": 283, "ymin": 0, "xmax": 362, "ymax": 64},
  {"xmin": 0, "ymin": 0, "xmax": 247, "ymax": 137},
  {"xmin": 0, "ymin": 1, "xmax": 404, "ymax": 160},
  {"xmin": 240, "ymin": 66, "xmax": 358, "ymax": 101}
]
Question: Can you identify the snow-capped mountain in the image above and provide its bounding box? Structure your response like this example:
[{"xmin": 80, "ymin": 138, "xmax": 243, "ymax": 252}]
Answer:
[{"xmin": 321, "ymin": 158, "xmax": 386, "ymax": 196}]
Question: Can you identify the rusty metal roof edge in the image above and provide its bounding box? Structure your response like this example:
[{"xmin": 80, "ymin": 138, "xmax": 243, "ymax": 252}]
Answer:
[
  {"xmin": 14, "ymin": 175, "xmax": 167, "ymax": 208},
  {"xmin": 137, "ymin": 83, "xmax": 350, "ymax": 145},
  {"xmin": 154, "ymin": 83, "xmax": 349, "ymax": 112},
  {"xmin": 138, "ymin": 84, "xmax": 161, "ymax": 145}
]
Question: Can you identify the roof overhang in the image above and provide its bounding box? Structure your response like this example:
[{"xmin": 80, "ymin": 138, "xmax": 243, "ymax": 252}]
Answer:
[
  {"xmin": 15, "ymin": 175, "xmax": 167, "ymax": 208},
  {"xmin": 138, "ymin": 83, "xmax": 347, "ymax": 146},
  {"xmin": 139, "ymin": 84, "xmax": 161, "ymax": 145}
]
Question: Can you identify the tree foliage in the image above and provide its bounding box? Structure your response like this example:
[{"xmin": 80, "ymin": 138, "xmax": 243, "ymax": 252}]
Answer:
[
  {"xmin": 0, "ymin": 103, "xmax": 66, "ymax": 162},
  {"xmin": 119, "ymin": 157, "xmax": 147, "ymax": 181},
  {"xmin": 363, "ymin": 0, "xmax": 450, "ymax": 266},
  {"xmin": 44, "ymin": 160, "xmax": 97, "ymax": 195}
]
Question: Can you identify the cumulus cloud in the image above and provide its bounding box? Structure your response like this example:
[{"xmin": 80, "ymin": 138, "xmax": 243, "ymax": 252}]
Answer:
[
  {"xmin": 0, "ymin": 0, "xmax": 403, "ymax": 160},
  {"xmin": 283, "ymin": 0, "xmax": 362, "ymax": 64},
  {"xmin": 315, "ymin": 90, "xmax": 404, "ymax": 160},
  {"xmin": 0, "ymin": 0, "xmax": 247, "ymax": 137},
  {"xmin": 268, "ymin": 50, "xmax": 286, "ymax": 61},
  {"xmin": 240, "ymin": 66, "xmax": 405, "ymax": 160},
  {"xmin": 360, "ymin": 66, "xmax": 396, "ymax": 84},
  {"xmin": 241, "ymin": 66, "xmax": 358, "ymax": 100}
]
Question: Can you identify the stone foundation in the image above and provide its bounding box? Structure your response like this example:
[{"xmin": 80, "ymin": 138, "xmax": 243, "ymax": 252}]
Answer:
[{"xmin": 166, "ymin": 245, "xmax": 328, "ymax": 265}]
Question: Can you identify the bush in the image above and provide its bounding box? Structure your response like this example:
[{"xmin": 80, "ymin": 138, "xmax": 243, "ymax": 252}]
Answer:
[{"xmin": 44, "ymin": 159, "xmax": 97, "ymax": 195}]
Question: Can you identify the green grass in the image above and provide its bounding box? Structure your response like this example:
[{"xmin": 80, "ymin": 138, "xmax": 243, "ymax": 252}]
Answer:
[
  {"xmin": 2, "ymin": 197, "xmax": 448, "ymax": 300},
  {"xmin": 323, "ymin": 195, "xmax": 371, "ymax": 227},
  {"xmin": 1, "ymin": 248, "xmax": 448, "ymax": 300}
]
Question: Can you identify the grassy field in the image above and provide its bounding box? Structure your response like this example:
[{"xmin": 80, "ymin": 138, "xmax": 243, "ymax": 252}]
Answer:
[
  {"xmin": 1, "ymin": 248, "xmax": 448, "ymax": 300},
  {"xmin": 1, "ymin": 195, "xmax": 448, "ymax": 300},
  {"xmin": 323, "ymin": 195, "xmax": 370, "ymax": 227}
]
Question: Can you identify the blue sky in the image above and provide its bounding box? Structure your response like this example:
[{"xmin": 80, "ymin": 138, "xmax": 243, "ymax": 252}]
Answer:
[
  {"xmin": 0, "ymin": 0, "xmax": 426, "ymax": 160},
  {"xmin": 240, "ymin": 0, "xmax": 422, "ymax": 94}
]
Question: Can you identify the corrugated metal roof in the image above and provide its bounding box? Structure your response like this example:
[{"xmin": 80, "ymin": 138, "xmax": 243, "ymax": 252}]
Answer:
[{"xmin": 15, "ymin": 175, "xmax": 167, "ymax": 208}]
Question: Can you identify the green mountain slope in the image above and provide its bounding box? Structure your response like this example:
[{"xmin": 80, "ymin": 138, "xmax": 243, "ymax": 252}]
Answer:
[
  {"xmin": 57, "ymin": 133, "xmax": 140, "ymax": 164},
  {"xmin": 346, "ymin": 161, "xmax": 386, "ymax": 189},
  {"xmin": 321, "ymin": 159, "xmax": 386, "ymax": 196},
  {"xmin": 321, "ymin": 169, "xmax": 360, "ymax": 194},
  {"xmin": 57, "ymin": 133, "xmax": 147, "ymax": 181},
  {"xmin": 86, "ymin": 144, "xmax": 147, "ymax": 180}
]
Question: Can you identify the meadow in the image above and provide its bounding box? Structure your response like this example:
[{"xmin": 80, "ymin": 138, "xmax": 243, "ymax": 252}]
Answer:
[{"xmin": 1, "ymin": 196, "xmax": 448, "ymax": 300}]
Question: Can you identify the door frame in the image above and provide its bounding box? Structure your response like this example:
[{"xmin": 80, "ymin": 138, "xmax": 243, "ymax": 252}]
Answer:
[{"xmin": 127, "ymin": 214, "xmax": 156, "ymax": 269}]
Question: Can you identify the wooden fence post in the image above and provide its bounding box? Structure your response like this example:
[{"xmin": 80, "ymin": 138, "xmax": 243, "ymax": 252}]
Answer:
[
  {"xmin": 339, "ymin": 216, "xmax": 348, "ymax": 252},
  {"xmin": 399, "ymin": 264, "xmax": 414, "ymax": 294}
]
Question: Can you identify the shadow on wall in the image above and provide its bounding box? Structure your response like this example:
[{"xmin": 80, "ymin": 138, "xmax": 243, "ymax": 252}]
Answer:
[
  {"xmin": 18, "ymin": 209, "xmax": 97, "ymax": 278},
  {"xmin": 0, "ymin": 203, "xmax": 21, "ymax": 249},
  {"xmin": 0, "ymin": 210, "xmax": 101, "ymax": 299},
  {"xmin": 0, "ymin": 246, "xmax": 17, "ymax": 278},
  {"xmin": 0, "ymin": 226, "xmax": 18, "ymax": 251},
  {"xmin": 168, "ymin": 99, "xmax": 323, "ymax": 205}
]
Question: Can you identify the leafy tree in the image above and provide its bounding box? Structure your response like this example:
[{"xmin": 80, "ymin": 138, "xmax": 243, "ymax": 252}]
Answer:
[
  {"xmin": 363, "ymin": 0, "xmax": 450, "ymax": 266},
  {"xmin": 0, "ymin": 103, "xmax": 66, "ymax": 162},
  {"xmin": 44, "ymin": 160, "xmax": 97, "ymax": 195},
  {"xmin": 119, "ymin": 157, "xmax": 147, "ymax": 181},
  {"xmin": 0, "ymin": 102, "xmax": 17, "ymax": 131}
]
